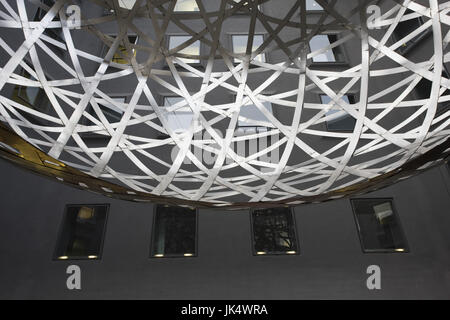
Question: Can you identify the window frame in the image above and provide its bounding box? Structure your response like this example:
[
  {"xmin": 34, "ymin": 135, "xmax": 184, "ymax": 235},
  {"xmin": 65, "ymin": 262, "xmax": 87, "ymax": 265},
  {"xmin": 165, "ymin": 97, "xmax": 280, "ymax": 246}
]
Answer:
[
  {"xmin": 234, "ymin": 93, "xmax": 275, "ymax": 130},
  {"xmin": 309, "ymin": 33, "xmax": 347, "ymax": 65},
  {"xmin": 392, "ymin": 9, "xmax": 432, "ymax": 55},
  {"xmin": 173, "ymin": 0, "xmax": 200, "ymax": 12},
  {"xmin": 33, "ymin": 0, "xmax": 65, "ymax": 55},
  {"xmin": 150, "ymin": 204, "xmax": 199, "ymax": 258},
  {"xmin": 53, "ymin": 203, "xmax": 110, "ymax": 261},
  {"xmin": 98, "ymin": 95, "xmax": 127, "ymax": 123},
  {"xmin": 13, "ymin": 68, "xmax": 52, "ymax": 115},
  {"xmin": 157, "ymin": 95, "xmax": 195, "ymax": 138},
  {"xmin": 414, "ymin": 66, "xmax": 450, "ymax": 118},
  {"xmin": 249, "ymin": 207, "xmax": 300, "ymax": 256},
  {"xmin": 232, "ymin": 93, "xmax": 277, "ymax": 171},
  {"xmin": 230, "ymin": 33, "xmax": 267, "ymax": 66},
  {"xmin": 117, "ymin": 0, "xmax": 137, "ymax": 10},
  {"xmin": 350, "ymin": 198, "xmax": 409, "ymax": 254},
  {"xmin": 11, "ymin": 62, "xmax": 54, "ymax": 126},
  {"xmin": 319, "ymin": 93, "xmax": 357, "ymax": 133},
  {"xmin": 305, "ymin": 0, "xmax": 325, "ymax": 12},
  {"xmin": 80, "ymin": 94, "xmax": 129, "ymax": 138},
  {"xmin": 166, "ymin": 34, "xmax": 203, "ymax": 68},
  {"xmin": 105, "ymin": 34, "xmax": 139, "ymax": 66}
]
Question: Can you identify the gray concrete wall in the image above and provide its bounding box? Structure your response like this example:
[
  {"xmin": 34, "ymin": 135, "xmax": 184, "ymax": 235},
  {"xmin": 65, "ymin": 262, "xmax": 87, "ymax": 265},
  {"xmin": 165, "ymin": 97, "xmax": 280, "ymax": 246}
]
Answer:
[{"xmin": 0, "ymin": 158, "xmax": 449, "ymax": 299}]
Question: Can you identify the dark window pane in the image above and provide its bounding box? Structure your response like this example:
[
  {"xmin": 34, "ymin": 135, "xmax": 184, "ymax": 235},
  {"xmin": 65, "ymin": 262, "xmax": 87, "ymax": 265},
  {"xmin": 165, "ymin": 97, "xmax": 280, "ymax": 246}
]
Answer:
[
  {"xmin": 320, "ymin": 94, "xmax": 356, "ymax": 131},
  {"xmin": 54, "ymin": 204, "xmax": 108, "ymax": 260},
  {"xmin": 393, "ymin": 9, "xmax": 429, "ymax": 54},
  {"xmin": 100, "ymin": 106, "xmax": 123, "ymax": 123},
  {"xmin": 310, "ymin": 34, "xmax": 344, "ymax": 63},
  {"xmin": 151, "ymin": 205, "xmax": 197, "ymax": 257},
  {"xmin": 111, "ymin": 35, "xmax": 138, "ymax": 65},
  {"xmin": 351, "ymin": 199, "xmax": 408, "ymax": 253},
  {"xmin": 415, "ymin": 70, "xmax": 450, "ymax": 115},
  {"xmin": 327, "ymin": 34, "xmax": 345, "ymax": 62},
  {"xmin": 251, "ymin": 207, "xmax": 298, "ymax": 255},
  {"xmin": 34, "ymin": 0, "xmax": 64, "ymax": 53},
  {"xmin": 12, "ymin": 69, "xmax": 51, "ymax": 114}
]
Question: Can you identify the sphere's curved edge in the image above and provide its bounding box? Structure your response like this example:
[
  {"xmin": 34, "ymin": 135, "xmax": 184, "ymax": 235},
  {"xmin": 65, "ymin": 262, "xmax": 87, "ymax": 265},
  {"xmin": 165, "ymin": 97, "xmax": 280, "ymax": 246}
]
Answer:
[{"xmin": 1, "ymin": 122, "xmax": 448, "ymax": 211}]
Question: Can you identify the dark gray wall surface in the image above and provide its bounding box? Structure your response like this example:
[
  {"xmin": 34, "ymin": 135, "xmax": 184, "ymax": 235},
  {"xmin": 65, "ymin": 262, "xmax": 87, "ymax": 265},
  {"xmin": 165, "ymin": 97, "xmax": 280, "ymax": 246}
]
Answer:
[{"xmin": 0, "ymin": 159, "xmax": 449, "ymax": 299}]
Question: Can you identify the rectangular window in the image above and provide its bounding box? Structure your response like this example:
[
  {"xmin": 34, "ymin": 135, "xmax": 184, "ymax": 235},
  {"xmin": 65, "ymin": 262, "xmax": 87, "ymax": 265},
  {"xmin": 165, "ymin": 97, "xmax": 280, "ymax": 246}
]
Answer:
[
  {"xmin": 92, "ymin": 96, "xmax": 126, "ymax": 124},
  {"xmin": 232, "ymin": 34, "xmax": 265, "ymax": 64},
  {"xmin": 163, "ymin": 96, "xmax": 193, "ymax": 134},
  {"xmin": 320, "ymin": 94, "xmax": 356, "ymax": 132},
  {"xmin": 54, "ymin": 204, "xmax": 109, "ymax": 260},
  {"xmin": 174, "ymin": 0, "xmax": 199, "ymax": 12},
  {"xmin": 168, "ymin": 35, "xmax": 201, "ymax": 64},
  {"xmin": 80, "ymin": 97, "xmax": 126, "ymax": 137},
  {"xmin": 351, "ymin": 198, "xmax": 408, "ymax": 253},
  {"xmin": 34, "ymin": 0, "xmax": 64, "ymax": 49},
  {"xmin": 118, "ymin": 0, "xmax": 137, "ymax": 10},
  {"xmin": 12, "ymin": 68, "xmax": 51, "ymax": 114},
  {"xmin": 309, "ymin": 34, "xmax": 344, "ymax": 63},
  {"xmin": 151, "ymin": 205, "xmax": 197, "ymax": 258},
  {"xmin": 238, "ymin": 99, "xmax": 273, "ymax": 128},
  {"xmin": 111, "ymin": 35, "xmax": 138, "ymax": 65},
  {"xmin": 393, "ymin": 9, "xmax": 430, "ymax": 54},
  {"xmin": 306, "ymin": 0, "xmax": 323, "ymax": 11},
  {"xmin": 251, "ymin": 207, "xmax": 299, "ymax": 255},
  {"xmin": 233, "ymin": 96, "xmax": 277, "ymax": 173},
  {"xmin": 415, "ymin": 69, "xmax": 450, "ymax": 116}
]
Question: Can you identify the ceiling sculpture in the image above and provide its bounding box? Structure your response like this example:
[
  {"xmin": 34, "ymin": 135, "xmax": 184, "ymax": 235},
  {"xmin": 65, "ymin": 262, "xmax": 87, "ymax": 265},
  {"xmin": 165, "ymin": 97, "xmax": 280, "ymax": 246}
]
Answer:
[{"xmin": 0, "ymin": 0, "xmax": 449, "ymax": 208}]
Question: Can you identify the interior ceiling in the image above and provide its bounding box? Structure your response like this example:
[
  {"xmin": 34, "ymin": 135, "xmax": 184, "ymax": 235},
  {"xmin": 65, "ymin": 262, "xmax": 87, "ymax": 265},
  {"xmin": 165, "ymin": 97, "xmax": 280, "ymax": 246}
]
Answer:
[{"xmin": 0, "ymin": 0, "xmax": 449, "ymax": 208}]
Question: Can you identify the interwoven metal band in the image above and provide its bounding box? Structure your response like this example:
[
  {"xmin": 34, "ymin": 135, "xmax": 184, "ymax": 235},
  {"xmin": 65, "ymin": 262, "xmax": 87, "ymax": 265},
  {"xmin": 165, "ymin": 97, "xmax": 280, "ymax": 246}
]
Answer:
[{"xmin": 0, "ymin": 0, "xmax": 449, "ymax": 208}]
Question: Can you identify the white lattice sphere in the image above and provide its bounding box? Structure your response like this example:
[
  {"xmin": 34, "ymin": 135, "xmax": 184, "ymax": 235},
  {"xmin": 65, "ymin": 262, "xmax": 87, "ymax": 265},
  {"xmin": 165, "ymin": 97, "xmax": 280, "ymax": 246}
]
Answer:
[{"xmin": 0, "ymin": 0, "xmax": 449, "ymax": 207}]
